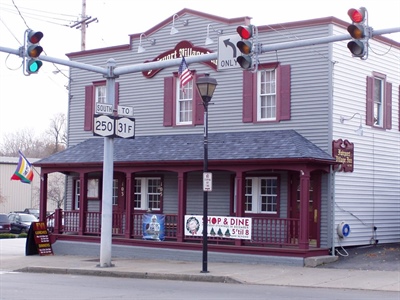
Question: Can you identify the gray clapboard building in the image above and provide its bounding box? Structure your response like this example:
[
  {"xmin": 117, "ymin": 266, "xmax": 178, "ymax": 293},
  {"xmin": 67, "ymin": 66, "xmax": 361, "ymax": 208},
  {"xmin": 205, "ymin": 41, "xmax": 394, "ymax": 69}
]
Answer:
[{"xmin": 35, "ymin": 8, "xmax": 400, "ymax": 258}]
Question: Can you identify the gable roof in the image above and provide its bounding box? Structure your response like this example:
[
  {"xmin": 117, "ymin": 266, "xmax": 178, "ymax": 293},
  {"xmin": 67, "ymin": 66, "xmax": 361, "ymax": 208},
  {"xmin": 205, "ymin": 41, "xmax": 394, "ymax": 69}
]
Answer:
[{"xmin": 35, "ymin": 130, "xmax": 334, "ymax": 166}]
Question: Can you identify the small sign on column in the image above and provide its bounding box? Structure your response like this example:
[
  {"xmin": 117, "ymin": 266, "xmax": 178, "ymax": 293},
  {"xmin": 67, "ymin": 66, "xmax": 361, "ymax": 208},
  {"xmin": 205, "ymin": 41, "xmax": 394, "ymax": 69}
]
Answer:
[{"xmin": 203, "ymin": 172, "xmax": 212, "ymax": 191}]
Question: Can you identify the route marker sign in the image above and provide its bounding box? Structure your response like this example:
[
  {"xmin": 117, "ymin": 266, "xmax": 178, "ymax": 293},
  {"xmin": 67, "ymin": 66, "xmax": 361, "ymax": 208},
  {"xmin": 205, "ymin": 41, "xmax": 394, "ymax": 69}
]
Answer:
[
  {"xmin": 93, "ymin": 115, "xmax": 115, "ymax": 137},
  {"xmin": 115, "ymin": 117, "xmax": 135, "ymax": 139}
]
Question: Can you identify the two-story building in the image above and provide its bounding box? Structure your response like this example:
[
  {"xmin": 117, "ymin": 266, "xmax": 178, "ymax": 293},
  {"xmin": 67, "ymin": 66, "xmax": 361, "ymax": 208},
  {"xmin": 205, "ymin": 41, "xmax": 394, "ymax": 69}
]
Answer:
[{"xmin": 35, "ymin": 8, "xmax": 400, "ymax": 258}]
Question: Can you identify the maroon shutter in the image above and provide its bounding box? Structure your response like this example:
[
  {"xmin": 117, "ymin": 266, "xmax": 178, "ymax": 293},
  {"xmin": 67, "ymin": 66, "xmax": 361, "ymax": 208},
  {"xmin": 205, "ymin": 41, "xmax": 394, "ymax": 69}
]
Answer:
[
  {"xmin": 163, "ymin": 76, "xmax": 174, "ymax": 127},
  {"xmin": 84, "ymin": 85, "xmax": 94, "ymax": 131},
  {"xmin": 365, "ymin": 76, "xmax": 374, "ymax": 126},
  {"xmin": 242, "ymin": 71, "xmax": 254, "ymax": 123},
  {"xmin": 384, "ymin": 82, "xmax": 392, "ymax": 130},
  {"xmin": 194, "ymin": 74, "xmax": 204, "ymax": 125},
  {"xmin": 278, "ymin": 65, "xmax": 291, "ymax": 121}
]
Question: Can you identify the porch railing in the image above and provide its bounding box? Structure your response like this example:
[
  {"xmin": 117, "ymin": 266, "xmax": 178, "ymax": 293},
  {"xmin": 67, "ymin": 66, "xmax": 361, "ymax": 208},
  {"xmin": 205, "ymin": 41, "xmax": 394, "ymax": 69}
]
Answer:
[{"xmin": 55, "ymin": 211, "xmax": 299, "ymax": 247}]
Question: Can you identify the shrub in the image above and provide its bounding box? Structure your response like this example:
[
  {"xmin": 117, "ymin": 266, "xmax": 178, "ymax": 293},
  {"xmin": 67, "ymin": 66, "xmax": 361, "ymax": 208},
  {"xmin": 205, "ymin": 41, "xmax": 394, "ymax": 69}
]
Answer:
[
  {"xmin": 0, "ymin": 233, "xmax": 27, "ymax": 239},
  {"xmin": 0, "ymin": 233, "xmax": 17, "ymax": 239}
]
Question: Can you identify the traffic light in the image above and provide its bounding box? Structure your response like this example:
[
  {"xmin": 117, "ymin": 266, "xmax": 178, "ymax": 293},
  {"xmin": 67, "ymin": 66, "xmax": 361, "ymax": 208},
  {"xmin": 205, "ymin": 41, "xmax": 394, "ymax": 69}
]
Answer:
[
  {"xmin": 24, "ymin": 29, "xmax": 43, "ymax": 75},
  {"xmin": 347, "ymin": 7, "xmax": 368, "ymax": 59},
  {"xmin": 236, "ymin": 25, "xmax": 255, "ymax": 70}
]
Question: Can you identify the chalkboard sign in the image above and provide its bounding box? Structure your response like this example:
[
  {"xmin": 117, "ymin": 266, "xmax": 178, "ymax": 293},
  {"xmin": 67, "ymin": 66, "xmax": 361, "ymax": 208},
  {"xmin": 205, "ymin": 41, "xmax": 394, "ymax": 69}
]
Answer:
[{"xmin": 26, "ymin": 222, "xmax": 53, "ymax": 256}]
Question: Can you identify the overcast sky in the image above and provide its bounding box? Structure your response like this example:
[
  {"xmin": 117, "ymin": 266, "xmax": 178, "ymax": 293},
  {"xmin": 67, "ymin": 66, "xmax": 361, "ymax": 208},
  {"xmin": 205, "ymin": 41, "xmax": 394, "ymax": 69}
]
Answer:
[{"xmin": 0, "ymin": 0, "xmax": 399, "ymax": 141}]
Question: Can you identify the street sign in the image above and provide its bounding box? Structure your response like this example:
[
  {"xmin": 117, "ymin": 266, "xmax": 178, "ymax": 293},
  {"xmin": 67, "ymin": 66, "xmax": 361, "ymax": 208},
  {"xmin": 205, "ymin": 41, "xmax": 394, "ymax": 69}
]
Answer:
[
  {"xmin": 217, "ymin": 34, "xmax": 241, "ymax": 70},
  {"xmin": 117, "ymin": 105, "xmax": 134, "ymax": 117},
  {"xmin": 95, "ymin": 103, "xmax": 113, "ymax": 115},
  {"xmin": 93, "ymin": 114, "xmax": 115, "ymax": 137},
  {"xmin": 115, "ymin": 117, "xmax": 135, "ymax": 139},
  {"xmin": 203, "ymin": 172, "xmax": 212, "ymax": 191}
]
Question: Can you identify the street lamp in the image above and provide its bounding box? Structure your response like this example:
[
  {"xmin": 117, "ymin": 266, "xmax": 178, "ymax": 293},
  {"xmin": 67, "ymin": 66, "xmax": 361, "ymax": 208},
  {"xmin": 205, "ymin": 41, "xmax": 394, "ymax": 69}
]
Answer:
[{"xmin": 196, "ymin": 73, "xmax": 218, "ymax": 273}]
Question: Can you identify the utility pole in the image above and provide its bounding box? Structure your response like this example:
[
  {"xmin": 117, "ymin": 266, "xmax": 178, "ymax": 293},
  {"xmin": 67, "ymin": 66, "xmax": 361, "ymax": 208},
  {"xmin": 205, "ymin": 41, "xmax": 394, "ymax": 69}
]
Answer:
[
  {"xmin": 81, "ymin": 0, "xmax": 86, "ymax": 51},
  {"xmin": 69, "ymin": 0, "xmax": 98, "ymax": 51}
]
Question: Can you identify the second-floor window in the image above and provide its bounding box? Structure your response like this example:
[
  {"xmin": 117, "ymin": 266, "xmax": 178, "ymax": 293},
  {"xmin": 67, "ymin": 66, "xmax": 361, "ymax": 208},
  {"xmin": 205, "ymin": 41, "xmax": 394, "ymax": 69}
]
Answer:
[
  {"xmin": 164, "ymin": 73, "xmax": 205, "ymax": 127},
  {"xmin": 176, "ymin": 79, "xmax": 193, "ymax": 125},
  {"xmin": 366, "ymin": 73, "xmax": 392, "ymax": 130},
  {"xmin": 258, "ymin": 69, "xmax": 276, "ymax": 121},
  {"xmin": 242, "ymin": 63, "xmax": 291, "ymax": 123},
  {"xmin": 96, "ymin": 85, "xmax": 106, "ymax": 103},
  {"xmin": 84, "ymin": 82, "xmax": 119, "ymax": 131}
]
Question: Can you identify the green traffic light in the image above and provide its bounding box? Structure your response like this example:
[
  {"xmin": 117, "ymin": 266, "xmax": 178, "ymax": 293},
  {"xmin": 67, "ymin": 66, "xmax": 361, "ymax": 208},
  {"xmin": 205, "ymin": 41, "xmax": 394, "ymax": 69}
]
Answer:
[{"xmin": 27, "ymin": 60, "xmax": 43, "ymax": 73}]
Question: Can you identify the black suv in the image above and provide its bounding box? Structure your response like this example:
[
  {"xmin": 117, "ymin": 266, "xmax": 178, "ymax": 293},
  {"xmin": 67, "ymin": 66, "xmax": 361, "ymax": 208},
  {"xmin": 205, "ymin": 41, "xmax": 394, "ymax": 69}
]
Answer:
[{"xmin": 8, "ymin": 212, "xmax": 38, "ymax": 234}]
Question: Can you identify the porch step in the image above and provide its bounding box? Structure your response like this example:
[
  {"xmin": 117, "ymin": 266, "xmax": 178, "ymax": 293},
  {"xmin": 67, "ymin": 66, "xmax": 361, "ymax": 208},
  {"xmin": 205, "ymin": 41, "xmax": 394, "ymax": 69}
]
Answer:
[{"xmin": 304, "ymin": 255, "xmax": 338, "ymax": 267}]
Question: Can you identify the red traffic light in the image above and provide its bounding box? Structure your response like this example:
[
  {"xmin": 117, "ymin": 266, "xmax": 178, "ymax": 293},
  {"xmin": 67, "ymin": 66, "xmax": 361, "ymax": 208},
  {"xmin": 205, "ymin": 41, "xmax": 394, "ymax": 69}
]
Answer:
[
  {"xmin": 237, "ymin": 25, "xmax": 254, "ymax": 40},
  {"xmin": 347, "ymin": 8, "xmax": 366, "ymax": 23},
  {"xmin": 27, "ymin": 30, "xmax": 43, "ymax": 44}
]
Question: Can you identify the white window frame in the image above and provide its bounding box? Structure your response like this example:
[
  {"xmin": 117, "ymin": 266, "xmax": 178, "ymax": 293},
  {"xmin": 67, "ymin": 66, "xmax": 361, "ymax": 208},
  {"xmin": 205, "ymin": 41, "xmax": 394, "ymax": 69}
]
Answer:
[
  {"xmin": 96, "ymin": 85, "xmax": 106, "ymax": 103},
  {"xmin": 175, "ymin": 79, "xmax": 193, "ymax": 125},
  {"xmin": 74, "ymin": 180, "xmax": 80, "ymax": 210},
  {"xmin": 257, "ymin": 69, "xmax": 276, "ymax": 121},
  {"xmin": 373, "ymin": 77, "xmax": 384, "ymax": 127},
  {"xmin": 134, "ymin": 177, "xmax": 162, "ymax": 211},
  {"xmin": 112, "ymin": 179, "xmax": 118, "ymax": 206},
  {"xmin": 244, "ymin": 177, "xmax": 278, "ymax": 214}
]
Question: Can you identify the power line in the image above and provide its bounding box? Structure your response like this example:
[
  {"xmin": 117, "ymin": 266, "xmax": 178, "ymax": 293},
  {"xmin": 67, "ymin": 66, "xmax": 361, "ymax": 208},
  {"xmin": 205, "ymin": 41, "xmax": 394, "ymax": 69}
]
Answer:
[{"xmin": 0, "ymin": 2, "xmax": 77, "ymax": 29}]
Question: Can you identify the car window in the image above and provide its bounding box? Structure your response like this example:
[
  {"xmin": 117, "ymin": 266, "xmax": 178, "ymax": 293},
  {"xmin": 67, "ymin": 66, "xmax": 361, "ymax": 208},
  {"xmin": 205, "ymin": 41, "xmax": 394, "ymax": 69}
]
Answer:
[
  {"xmin": 0, "ymin": 215, "xmax": 9, "ymax": 222},
  {"xmin": 20, "ymin": 214, "xmax": 38, "ymax": 222}
]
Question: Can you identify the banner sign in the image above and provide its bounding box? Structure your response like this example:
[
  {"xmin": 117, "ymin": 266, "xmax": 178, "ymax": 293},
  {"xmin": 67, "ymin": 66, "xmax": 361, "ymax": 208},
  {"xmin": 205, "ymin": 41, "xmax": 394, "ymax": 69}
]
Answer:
[
  {"xmin": 184, "ymin": 215, "xmax": 252, "ymax": 240},
  {"xmin": 143, "ymin": 214, "xmax": 165, "ymax": 241}
]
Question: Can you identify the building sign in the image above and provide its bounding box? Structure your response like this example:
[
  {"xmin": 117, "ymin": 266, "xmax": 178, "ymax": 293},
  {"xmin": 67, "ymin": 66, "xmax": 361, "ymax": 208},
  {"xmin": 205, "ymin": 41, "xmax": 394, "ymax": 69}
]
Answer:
[
  {"xmin": 332, "ymin": 139, "xmax": 354, "ymax": 172},
  {"xmin": 184, "ymin": 215, "xmax": 252, "ymax": 240},
  {"xmin": 142, "ymin": 41, "xmax": 217, "ymax": 78},
  {"xmin": 143, "ymin": 214, "xmax": 165, "ymax": 241}
]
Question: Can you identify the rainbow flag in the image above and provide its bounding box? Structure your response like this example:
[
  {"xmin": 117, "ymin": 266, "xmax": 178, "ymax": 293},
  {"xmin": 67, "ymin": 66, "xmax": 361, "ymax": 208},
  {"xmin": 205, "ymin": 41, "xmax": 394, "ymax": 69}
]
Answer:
[{"xmin": 10, "ymin": 151, "xmax": 34, "ymax": 184}]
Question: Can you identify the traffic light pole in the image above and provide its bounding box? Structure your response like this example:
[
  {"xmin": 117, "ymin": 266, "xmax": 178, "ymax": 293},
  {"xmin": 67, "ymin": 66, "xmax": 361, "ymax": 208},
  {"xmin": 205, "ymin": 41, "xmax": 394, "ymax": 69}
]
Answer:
[
  {"xmin": 0, "ymin": 24, "xmax": 399, "ymax": 269},
  {"xmin": 1, "ymin": 26, "xmax": 399, "ymax": 75}
]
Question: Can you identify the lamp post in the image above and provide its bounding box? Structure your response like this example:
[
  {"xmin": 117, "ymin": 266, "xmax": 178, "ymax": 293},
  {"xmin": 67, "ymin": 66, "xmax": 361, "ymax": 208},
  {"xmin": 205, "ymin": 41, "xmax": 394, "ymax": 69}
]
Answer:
[{"xmin": 196, "ymin": 73, "xmax": 218, "ymax": 273}]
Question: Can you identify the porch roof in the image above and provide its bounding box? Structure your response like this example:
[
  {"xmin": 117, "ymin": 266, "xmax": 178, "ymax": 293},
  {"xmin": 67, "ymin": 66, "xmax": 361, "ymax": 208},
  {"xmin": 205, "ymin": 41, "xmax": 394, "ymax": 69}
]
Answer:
[{"xmin": 35, "ymin": 130, "xmax": 335, "ymax": 166}]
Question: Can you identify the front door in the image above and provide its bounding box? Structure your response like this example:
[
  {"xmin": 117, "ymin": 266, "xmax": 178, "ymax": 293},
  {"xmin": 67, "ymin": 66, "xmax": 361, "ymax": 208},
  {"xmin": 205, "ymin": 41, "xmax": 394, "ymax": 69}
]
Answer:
[
  {"xmin": 112, "ymin": 175, "xmax": 126, "ymax": 234},
  {"xmin": 289, "ymin": 173, "xmax": 320, "ymax": 246}
]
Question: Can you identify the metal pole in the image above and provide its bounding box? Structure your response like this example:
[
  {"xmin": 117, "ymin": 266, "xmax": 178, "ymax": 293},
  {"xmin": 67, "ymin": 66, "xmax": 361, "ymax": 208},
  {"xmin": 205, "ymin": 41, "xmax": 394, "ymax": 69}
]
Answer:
[
  {"xmin": 99, "ymin": 58, "xmax": 117, "ymax": 267},
  {"xmin": 202, "ymin": 101, "xmax": 209, "ymax": 273}
]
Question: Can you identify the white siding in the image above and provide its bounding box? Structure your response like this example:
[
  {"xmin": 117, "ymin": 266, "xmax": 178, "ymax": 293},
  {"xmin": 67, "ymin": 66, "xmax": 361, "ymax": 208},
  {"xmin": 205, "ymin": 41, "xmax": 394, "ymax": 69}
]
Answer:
[{"xmin": 332, "ymin": 25, "xmax": 400, "ymax": 246}]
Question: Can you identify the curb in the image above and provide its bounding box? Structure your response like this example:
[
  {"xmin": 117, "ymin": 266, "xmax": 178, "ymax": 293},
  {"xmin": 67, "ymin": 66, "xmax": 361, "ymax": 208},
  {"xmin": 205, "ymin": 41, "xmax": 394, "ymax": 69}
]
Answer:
[{"xmin": 16, "ymin": 267, "xmax": 242, "ymax": 284}]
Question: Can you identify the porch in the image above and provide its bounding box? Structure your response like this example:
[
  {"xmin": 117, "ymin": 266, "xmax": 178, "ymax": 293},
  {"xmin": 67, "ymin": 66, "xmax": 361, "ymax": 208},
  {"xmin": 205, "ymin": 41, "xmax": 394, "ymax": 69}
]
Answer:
[{"xmin": 48, "ymin": 209, "xmax": 328, "ymax": 257}]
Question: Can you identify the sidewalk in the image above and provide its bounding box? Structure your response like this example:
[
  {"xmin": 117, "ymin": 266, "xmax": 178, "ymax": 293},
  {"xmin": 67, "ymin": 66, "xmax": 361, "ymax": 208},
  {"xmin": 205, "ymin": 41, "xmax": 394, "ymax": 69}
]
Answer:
[{"xmin": 1, "ymin": 238, "xmax": 399, "ymax": 292}]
